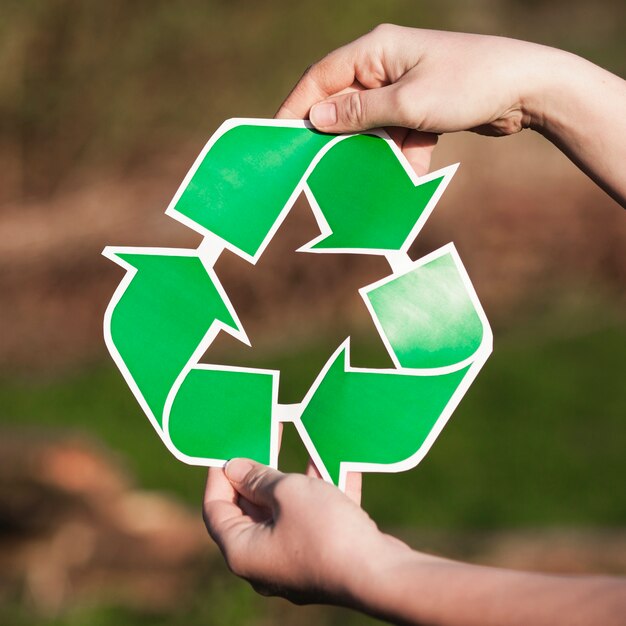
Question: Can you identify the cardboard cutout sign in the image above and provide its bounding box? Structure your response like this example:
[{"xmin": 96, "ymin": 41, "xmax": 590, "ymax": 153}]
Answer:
[{"xmin": 103, "ymin": 119, "xmax": 492, "ymax": 491}]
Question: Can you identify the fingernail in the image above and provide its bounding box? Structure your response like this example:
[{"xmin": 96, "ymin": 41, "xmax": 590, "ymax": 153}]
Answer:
[
  {"xmin": 225, "ymin": 458, "xmax": 253, "ymax": 483},
  {"xmin": 310, "ymin": 102, "xmax": 337, "ymax": 127}
]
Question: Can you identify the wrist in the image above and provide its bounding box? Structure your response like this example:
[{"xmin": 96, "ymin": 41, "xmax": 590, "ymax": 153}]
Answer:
[
  {"xmin": 511, "ymin": 41, "xmax": 626, "ymax": 205},
  {"xmin": 343, "ymin": 531, "xmax": 437, "ymax": 618},
  {"xmin": 520, "ymin": 45, "xmax": 594, "ymax": 135}
]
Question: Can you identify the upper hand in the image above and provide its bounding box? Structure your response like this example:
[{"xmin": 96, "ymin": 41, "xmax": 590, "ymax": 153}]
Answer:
[
  {"xmin": 275, "ymin": 25, "xmax": 559, "ymax": 177},
  {"xmin": 276, "ymin": 25, "xmax": 555, "ymax": 137},
  {"xmin": 276, "ymin": 24, "xmax": 626, "ymax": 206}
]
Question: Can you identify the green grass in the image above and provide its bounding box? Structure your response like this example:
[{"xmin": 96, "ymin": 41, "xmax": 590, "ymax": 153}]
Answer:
[
  {"xmin": 2, "ymin": 300, "xmax": 624, "ymax": 626},
  {"xmin": 2, "ymin": 302, "xmax": 625, "ymax": 531},
  {"xmin": 365, "ymin": 317, "xmax": 626, "ymax": 529}
]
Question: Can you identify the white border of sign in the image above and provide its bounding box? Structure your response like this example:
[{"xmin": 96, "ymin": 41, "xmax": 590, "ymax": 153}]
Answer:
[{"xmin": 102, "ymin": 119, "xmax": 491, "ymax": 490}]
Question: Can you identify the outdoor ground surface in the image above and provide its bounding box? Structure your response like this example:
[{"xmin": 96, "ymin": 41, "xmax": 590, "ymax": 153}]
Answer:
[
  {"xmin": 2, "ymin": 298, "xmax": 625, "ymax": 625},
  {"xmin": 1, "ymin": 1, "xmax": 624, "ymax": 624},
  {"xmin": 4, "ymin": 297, "xmax": 625, "ymax": 528}
]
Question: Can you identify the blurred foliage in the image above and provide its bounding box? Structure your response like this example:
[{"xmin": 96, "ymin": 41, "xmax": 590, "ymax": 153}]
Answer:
[
  {"xmin": 1, "ymin": 0, "xmax": 622, "ymax": 528},
  {"xmin": 0, "ymin": 3, "xmax": 624, "ymax": 623},
  {"xmin": 0, "ymin": 0, "xmax": 624, "ymax": 198},
  {"xmin": 3, "ymin": 296, "xmax": 625, "ymax": 531},
  {"xmin": 1, "ymin": 575, "xmax": 383, "ymax": 626},
  {"xmin": 3, "ymin": 295, "xmax": 625, "ymax": 625}
]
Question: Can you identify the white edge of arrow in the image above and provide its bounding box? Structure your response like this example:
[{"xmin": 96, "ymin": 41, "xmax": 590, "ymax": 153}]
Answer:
[
  {"xmin": 162, "ymin": 118, "xmax": 457, "ymax": 263},
  {"xmin": 102, "ymin": 244, "xmax": 281, "ymax": 469},
  {"xmin": 290, "ymin": 243, "xmax": 494, "ymax": 492},
  {"xmin": 163, "ymin": 118, "xmax": 342, "ymax": 265},
  {"xmin": 103, "ymin": 118, "xmax": 486, "ymax": 491},
  {"xmin": 297, "ymin": 155, "xmax": 458, "ymax": 257}
]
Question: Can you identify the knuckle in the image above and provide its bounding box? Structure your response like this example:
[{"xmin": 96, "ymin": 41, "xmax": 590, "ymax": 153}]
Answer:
[
  {"xmin": 295, "ymin": 62, "xmax": 320, "ymax": 92},
  {"xmin": 306, "ymin": 55, "xmax": 336, "ymax": 94},
  {"xmin": 390, "ymin": 85, "xmax": 417, "ymax": 128},
  {"xmin": 223, "ymin": 545, "xmax": 247, "ymax": 578},
  {"xmin": 370, "ymin": 23, "xmax": 397, "ymax": 40},
  {"xmin": 303, "ymin": 57, "xmax": 328, "ymax": 84},
  {"xmin": 272, "ymin": 474, "xmax": 301, "ymax": 500},
  {"xmin": 341, "ymin": 91, "xmax": 365, "ymax": 127},
  {"xmin": 246, "ymin": 467, "xmax": 270, "ymax": 492}
]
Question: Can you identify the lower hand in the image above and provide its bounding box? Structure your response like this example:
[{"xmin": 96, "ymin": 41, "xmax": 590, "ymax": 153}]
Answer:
[{"xmin": 202, "ymin": 459, "xmax": 405, "ymax": 606}]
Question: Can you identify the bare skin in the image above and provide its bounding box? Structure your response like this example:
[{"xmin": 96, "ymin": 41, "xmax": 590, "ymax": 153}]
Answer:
[
  {"xmin": 204, "ymin": 26, "xmax": 626, "ymax": 625},
  {"xmin": 204, "ymin": 460, "xmax": 626, "ymax": 625},
  {"xmin": 276, "ymin": 25, "xmax": 626, "ymax": 206}
]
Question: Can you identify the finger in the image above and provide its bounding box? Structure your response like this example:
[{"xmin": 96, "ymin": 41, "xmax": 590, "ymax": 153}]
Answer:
[
  {"xmin": 400, "ymin": 130, "xmax": 438, "ymax": 176},
  {"xmin": 307, "ymin": 457, "xmax": 361, "ymax": 505},
  {"xmin": 203, "ymin": 467, "xmax": 248, "ymax": 550},
  {"xmin": 344, "ymin": 471, "xmax": 362, "ymax": 506},
  {"xmin": 385, "ymin": 126, "xmax": 433, "ymax": 176},
  {"xmin": 309, "ymin": 84, "xmax": 404, "ymax": 133},
  {"xmin": 225, "ymin": 458, "xmax": 283, "ymax": 510},
  {"xmin": 204, "ymin": 472, "xmax": 273, "ymax": 579},
  {"xmin": 238, "ymin": 495, "xmax": 272, "ymax": 524},
  {"xmin": 205, "ymin": 465, "xmax": 237, "ymax": 505},
  {"xmin": 275, "ymin": 42, "xmax": 360, "ymax": 119},
  {"xmin": 305, "ymin": 456, "xmax": 322, "ymax": 479},
  {"xmin": 384, "ymin": 126, "xmax": 410, "ymax": 151}
]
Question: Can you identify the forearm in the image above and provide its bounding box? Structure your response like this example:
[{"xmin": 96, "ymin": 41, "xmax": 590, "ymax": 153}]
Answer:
[
  {"xmin": 526, "ymin": 48, "xmax": 626, "ymax": 206},
  {"xmin": 280, "ymin": 26, "xmax": 626, "ymax": 206},
  {"xmin": 349, "ymin": 537, "xmax": 626, "ymax": 626}
]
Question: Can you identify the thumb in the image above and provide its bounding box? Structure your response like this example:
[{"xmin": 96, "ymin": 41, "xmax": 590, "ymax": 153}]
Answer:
[
  {"xmin": 309, "ymin": 85, "xmax": 404, "ymax": 133},
  {"xmin": 225, "ymin": 458, "xmax": 282, "ymax": 509}
]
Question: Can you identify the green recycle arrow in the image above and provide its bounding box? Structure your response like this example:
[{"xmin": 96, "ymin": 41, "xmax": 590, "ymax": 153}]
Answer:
[
  {"xmin": 165, "ymin": 120, "xmax": 452, "ymax": 259},
  {"xmin": 303, "ymin": 133, "xmax": 446, "ymax": 252},
  {"xmin": 103, "ymin": 249, "xmax": 279, "ymax": 465},
  {"xmin": 297, "ymin": 249, "xmax": 487, "ymax": 487},
  {"xmin": 103, "ymin": 118, "xmax": 492, "ymax": 490}
]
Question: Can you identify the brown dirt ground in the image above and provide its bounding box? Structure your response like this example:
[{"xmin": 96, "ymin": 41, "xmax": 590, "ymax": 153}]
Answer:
[{"xmin": 0, "ymin": 131, "xmax": 624, "ymax": 374}]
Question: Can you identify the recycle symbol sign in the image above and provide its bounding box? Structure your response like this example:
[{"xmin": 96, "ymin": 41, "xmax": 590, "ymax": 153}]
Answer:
[{"xmin": 104, "ymin": 119, "xmax": 492, "ymax": 491}]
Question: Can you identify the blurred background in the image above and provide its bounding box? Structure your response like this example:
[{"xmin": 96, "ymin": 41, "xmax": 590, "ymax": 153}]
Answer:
[{"xmin": 0, "ymin": 0, "xmax": 625, "ymax": 624}]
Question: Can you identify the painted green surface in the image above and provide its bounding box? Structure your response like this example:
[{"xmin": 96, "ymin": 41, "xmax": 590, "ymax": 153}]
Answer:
[
  {"xmin": 109, "ymin": 126, "xmax": 484, "ymax": 475},
  {"xmin": 301, "ymin": 346, "xmax": 470, "ymax": 484},
  {"xmin": 4, "ymin": 305, "xmax": 625, "ymax": 525},
  {"xmin": 110, "ymin": 253, "xmax": 236, "ymax": 428},
  {"xmin": 168, "ymin": 368, "xmax": 274, "ymax": 462},
  {"xmin": 368, "ymin": 254, "xmax": 484, "ymax": 368},
  {"xmin": 307, "ymin": 134, "xmax": 444, "ymax": 250},
  {"xmin": 173, "ymin": 125, "xmax": 333, "ymax": 257}
]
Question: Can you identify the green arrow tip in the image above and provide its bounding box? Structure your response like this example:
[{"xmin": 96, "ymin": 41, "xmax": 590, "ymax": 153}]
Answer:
[
  {"xmin": 303, "ymin": 134, "xmax": 454, "ymax": 252},
  {"xmin": 299, "ymin": 339, "xmax": 472, "ymax": 487}
]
